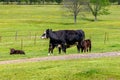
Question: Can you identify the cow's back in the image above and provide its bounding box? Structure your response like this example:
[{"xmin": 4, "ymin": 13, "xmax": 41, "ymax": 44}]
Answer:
[
  {"xmin": 76, "ymin": 30, "xmax": 85, "ymax": 40},
  {"xmin": 64, "ymin": 30, "xmax": 85, "ymax": 45}
]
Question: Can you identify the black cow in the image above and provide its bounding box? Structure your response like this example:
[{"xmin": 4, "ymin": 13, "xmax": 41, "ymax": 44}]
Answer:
[
  {"xmin": 41, "ymin": 30, "xmax": 64, "ymax": 55},
  {"xmin": 41, "ymin": 29, "xmax": 85, "ymax": 55},
  {"xmin": 10, "ymin": 48, "xmax": 25, "ymax": 55}
]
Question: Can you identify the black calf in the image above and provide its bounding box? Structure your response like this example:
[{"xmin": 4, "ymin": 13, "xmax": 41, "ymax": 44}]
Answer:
[{"xmin": 10, "ymin": 48, "xmax": 25, "ymax": 55}]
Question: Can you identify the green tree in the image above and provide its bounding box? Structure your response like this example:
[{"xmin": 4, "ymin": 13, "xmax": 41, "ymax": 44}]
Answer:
[
  {"xmin": 88, "ymin": 0, "xmax": 110, "ymax": 21},
  {"xmin": 63, "ymin": 0, "xmax": 88, "ymax": 24},
  {"xmin": 118, "ymin": 0, "xmax": 120, "ymax": 5},
  {"xmin": 55, "ymin": 0, "xmax": 63, "ymax": 4},
  {"xmin": 109, "ymin": 0, "xmax": 117, "ymax": 3},
  {"xmin": 4, "ymin": 0, "xmax": 10, "ymax": 4}
]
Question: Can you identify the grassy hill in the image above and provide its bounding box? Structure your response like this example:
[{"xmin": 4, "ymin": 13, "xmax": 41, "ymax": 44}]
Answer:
[{"xmin": 0, "ymin": 5, "xmax": 120, "ymax": 60}]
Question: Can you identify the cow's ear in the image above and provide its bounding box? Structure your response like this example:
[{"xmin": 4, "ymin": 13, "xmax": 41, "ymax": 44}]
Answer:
[
  {"xmin": 46, "ymin": 29, "xmax": 49, "ymax": 31},
  {"xmin": 46, "ymin": 29, "xmax": 49, "ymax": 32},
  {"xmin": 49, "ymin": 29, "xmax": 52, "ymax": 31}
]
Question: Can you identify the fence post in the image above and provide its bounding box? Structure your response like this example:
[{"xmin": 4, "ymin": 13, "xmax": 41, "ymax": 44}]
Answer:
[
  {"xmin": 107, "ymin": 32, "xmax": 109, "ymax": 41},
  {"xmin": 104, "ymin": 32, "xmax": 107, "ymax": 44},
  {"xmin": 34, "ymin": 33, "xmax": 37, "ymax": 45},
  {"xmin": 21, "ymin": 39, "xmax": 23, "ymax": 50},
  {"xmin": 0, "ymin": 36, "xmax": 1, "ymax": 42},
  {"xmin": 29, "ymin": 32, "xmax": 32, "ymax": 40}
]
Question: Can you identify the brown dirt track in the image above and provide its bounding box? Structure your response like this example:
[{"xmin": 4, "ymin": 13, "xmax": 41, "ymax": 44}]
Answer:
[{"xmin": 0, "ymin": 52, "xmax": 120, "ymax": 65}]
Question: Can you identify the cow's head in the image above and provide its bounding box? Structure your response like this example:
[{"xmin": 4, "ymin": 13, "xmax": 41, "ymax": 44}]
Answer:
[
  {"xmin": 41, "ymin": 31, "xmax": 47, "ymax": 39},
  {"xmin": 41, "ymin": 29, "xmax": 52, "ymax": 39},
  {"xmin": 10, "ymin": 48, "xmax": 15, "ymax": 54}
]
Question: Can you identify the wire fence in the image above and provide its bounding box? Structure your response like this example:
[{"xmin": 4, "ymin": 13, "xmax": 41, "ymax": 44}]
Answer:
[
  {"xmin": 0, "ymin": 31, "xmax": 120, "ymax": 50},
  {"xmin": 0, "ymin": 31, "xmax": 43, "ymax": 50}
]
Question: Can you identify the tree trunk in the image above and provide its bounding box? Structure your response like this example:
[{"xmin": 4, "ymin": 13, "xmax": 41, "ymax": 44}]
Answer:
[
  {"xmin": 74, "ymin": 14, "xmax": 77, "ymax": 24},
  {"xmin": 94, "ymin": 15, "xmax": 97, "ymax": 21},
  {"xmin": 118, "ymin": 0, "xmax": 120, "ymax": 5},
  {"xmin": 42, "ymin": 0, "xmax": 45, "ymax": 4}
]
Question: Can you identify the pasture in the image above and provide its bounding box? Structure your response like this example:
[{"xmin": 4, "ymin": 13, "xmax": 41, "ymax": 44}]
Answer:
[
  {"xmin": 0, "ymin": 5, "xmax": 120, "ymax": 61},
  {"xmin": 0, "ymin": 57, "xmax": 120, "ymax": 80}
]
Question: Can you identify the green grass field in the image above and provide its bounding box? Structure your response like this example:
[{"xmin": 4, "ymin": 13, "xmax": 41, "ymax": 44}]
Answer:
[
  {"xmin": 0, "ymin": 57, "xmax": 120, "ymax": 80},
  {"xmin": 0, "ymin": 5, "xmax": 120, "ymax": 61},
  {"xmin": 0, "ymin": 5, "xmax": 120, "ymax": 80}
]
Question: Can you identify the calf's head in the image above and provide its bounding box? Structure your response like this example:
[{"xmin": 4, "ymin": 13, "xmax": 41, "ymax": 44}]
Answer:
[{"xmin": 10, "ymin": 48, "xmax": 15, "ymax": 54}]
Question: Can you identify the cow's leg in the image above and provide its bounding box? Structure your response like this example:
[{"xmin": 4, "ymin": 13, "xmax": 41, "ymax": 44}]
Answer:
[
  {"xmin": 57, "ymin": 44, "xmax": 62, "ymax": 54},
  {"xmin": 48, "ymin": 44, "xmax": 52, "ymax": 53},
  {"xmin": 87, "ymin": 48, "xmax": 89, "ymax": 52},
  {"xmin": 81, "ymin": 47, "xmax": 84, "ymax": 53},
  {"xmin": 51, "ymin": 45, "xmax": 55, "ymax": 55},
  {"xmin": 77, "ymin": 45, "xmax": 80, "ymax": 53},
  {"xmin": 48, "ymin": 47, "xmax": 51, "ymax": 53},
  {"xmin": 48, "ymin": 44, "xmax": 55, "ymax": 55},
  {"xmin": 62, "ymin": 44, "xmax": 66, "ymax": 53},
  {"xmin": 89, "ymin": 45, "xmax": 91, "ymax": 52},
  {"xmin": 48, "ymin": 47, "xmax": 51, "ymax": 56},
  {"xmin": 58, "ymin": 47, "xmax": 61, "ymax": 54},
  {"xmin": 48, "ymin": 42, "xmax": 52, "ymax": 55},
  {"xmin": 84, "ymin": 47, "xmax": 87, "ymax": 52},
  {"xmin": 77, "ymin": 42, "xmax": 82, "ymax": 53}
]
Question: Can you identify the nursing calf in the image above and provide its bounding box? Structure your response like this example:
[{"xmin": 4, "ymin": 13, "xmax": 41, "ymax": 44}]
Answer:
[{"xmin": 81, "ymin": 39, "xmax": 91, "ymax": 52}]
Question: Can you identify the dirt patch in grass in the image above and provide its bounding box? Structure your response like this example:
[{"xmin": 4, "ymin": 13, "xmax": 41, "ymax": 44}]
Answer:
[{"xmin": 0, "ymin": 52, "xmax": 120, "ymax": 65}]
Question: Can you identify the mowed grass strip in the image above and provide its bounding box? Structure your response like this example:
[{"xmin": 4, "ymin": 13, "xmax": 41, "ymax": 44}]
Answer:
[
  {"xmin": 0, "ymin": 5, "xmax": 120, "ymax": 60},
  {"xmin": 0, "ymin": 57, "xmax": 120, "ymax": 80}
]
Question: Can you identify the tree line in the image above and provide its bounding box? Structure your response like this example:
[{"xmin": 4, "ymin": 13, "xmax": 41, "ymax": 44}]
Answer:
[
  {"xmin": 0, "ymin": 0, "xmax": 120, "ymax": 5},
  {"xmin": 1, "ymin": 0, "xmax": 120, "ymax": 24},
  {"xmin": 0, "ymin": 0, "xmax": 63, "ymax": 5}
]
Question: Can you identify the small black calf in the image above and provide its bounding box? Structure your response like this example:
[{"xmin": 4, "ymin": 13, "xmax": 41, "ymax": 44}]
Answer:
[{"xmin": 10, "ymin": 48, "xmax": 25, "ymax": 55}]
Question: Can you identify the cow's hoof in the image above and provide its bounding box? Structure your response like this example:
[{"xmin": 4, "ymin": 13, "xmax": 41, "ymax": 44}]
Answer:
[{"xmin": 48, "ymin": 53, "xmax": 50, "ymax": 56}]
